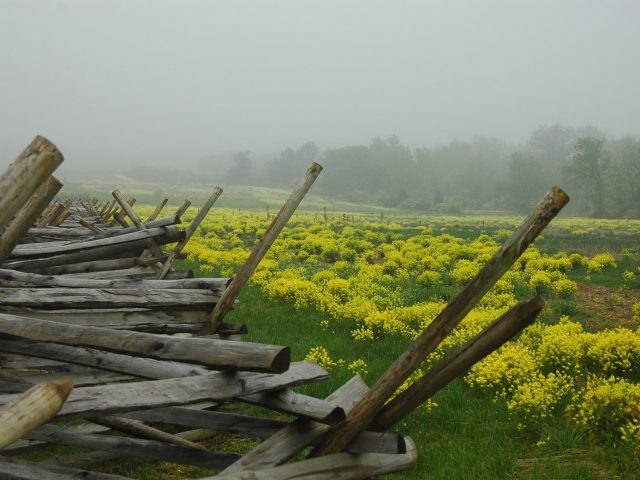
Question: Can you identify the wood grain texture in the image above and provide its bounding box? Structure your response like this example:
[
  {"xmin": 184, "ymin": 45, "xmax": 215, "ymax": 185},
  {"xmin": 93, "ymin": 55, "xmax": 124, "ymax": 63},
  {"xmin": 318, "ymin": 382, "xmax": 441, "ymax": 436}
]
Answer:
[{"xmin": 0, "ymin": 313, "xmax": 288, "ymax": 372}]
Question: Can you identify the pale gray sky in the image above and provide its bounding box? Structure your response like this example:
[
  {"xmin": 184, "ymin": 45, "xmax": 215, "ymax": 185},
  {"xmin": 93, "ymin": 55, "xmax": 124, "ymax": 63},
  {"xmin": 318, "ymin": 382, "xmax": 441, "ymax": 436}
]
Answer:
[{"xmin": 1, "ymin": 0, "xmax": 639, "ymax": 171}]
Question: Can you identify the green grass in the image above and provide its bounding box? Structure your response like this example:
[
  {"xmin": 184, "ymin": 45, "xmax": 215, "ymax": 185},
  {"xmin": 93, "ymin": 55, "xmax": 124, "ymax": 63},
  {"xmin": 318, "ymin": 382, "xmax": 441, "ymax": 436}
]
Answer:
[{"xmin": 204, "ymin": 281, "xmax": 630, "ymax": 479}]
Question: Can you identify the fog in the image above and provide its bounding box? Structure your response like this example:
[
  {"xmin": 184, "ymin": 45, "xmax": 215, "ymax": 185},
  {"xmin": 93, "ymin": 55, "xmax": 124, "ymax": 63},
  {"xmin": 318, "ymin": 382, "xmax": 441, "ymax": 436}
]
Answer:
[{"xmin": 1, "ymin": 0, "xmax": 639, "ymax": 173}]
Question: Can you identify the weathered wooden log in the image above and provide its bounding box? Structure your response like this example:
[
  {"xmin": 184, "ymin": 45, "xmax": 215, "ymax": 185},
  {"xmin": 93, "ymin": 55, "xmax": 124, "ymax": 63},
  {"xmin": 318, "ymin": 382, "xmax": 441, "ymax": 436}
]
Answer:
[
  {"xmin": 49, "ymin": 202, "xmax": 71, "ymax": 227},
  {"xmin": 0, "ymin": 457, "xmax": 129, "ymax": 480},
  {"xmin": 124, "ymin": 407, "xmax": 402, "ymax": 455},
  {"xmin": 4, "ymin": 230, "xmax": 183, "ymax": 270},
  {"xmin": 208, "ymin": 437, "xmax": 417, "ymax": 480},
  {"xmin": 10, "ymin": 225, "xmax": 181, "ymax": 258},
  {"xmin": 0, "ymin": 306, "xmax": 212, "ymax": 330},
  {"xmin": 0, "ymin": 379, "xmax": 73, "ymax": 449},
  {"xmin": 0, "ymin": 176, "xmax": 63, "ymax": 263},
  {"xmin": 145, "ymin": 198, "xmax": 168, "ymax": 222},
  {"xmin": 87, "ymin": 414, "xmax": 207, "ymax": 451},
  {"xmin": 201, "ymin": 162, "xmax": 323, "ymax": 335},
  {"xmin": 12, "ymin": 371, "xmax": 133, "ymax": 389},
  {"xmin": 0, "ymin": 136, "xmax": 63, "ymax": 232},
  {"xmin": 38, "ymin": 428, "xmax": 219, "ymax": 468},
  {"xmin": 159, "ymin": 186, "xmax": 222, "ymax": 279},
  {"xmin": 26, "ymin": 424, "xmax": 240, "ymax": 469},
  {"xmin": 105, "ymin": 214, "xmax": 181, "ymax": 237},
  {"xmin": 78, "ymin": 219, "xmax": 105, "ymax": 235},
  {"xmin": 312, "ymin": 187, "xmax": 569, "ymax": 456},
  {"xmin": 26, "ymin": 256, "xmax": 161, "ymax": 275},
  {"xmin": 372, "ymin": 296, "xmax": 545, "ymax": 431},
  {"xmin": 36, "ymin": 204, "xmax": 57, "ymax": 226},
  {"xmin": 0, "ymin": 361, "xmax": 329, "ymax": 418},
  {"xmin": 0, "ymin": 268, "xmax": 228, "ymax": 291},
  {"xmin": 223, "ymin": 375, "xmax": 368, "ymax": 473},
  {"xmin": 36, "ymin": 203, "xmax": 64, "ymax": 228},
  {"xmin": 126, "ymin": 407, "xmax": 286, "ymax": 438},
  {"xmin": 240, "ymin": 389, "xmax": 345, "ymax": 424},
  {"xmin": 0, "ymin": 287, "xmax": 219, "ymax": 309},
  {"xmin": 0, "ymin": 338, "xmax": 209, "ymax": 379},
  {"xmin": 0, "ymin": 314, "xmax": 288, "ymax": 372},
  {"xmin": 60, "ymin": 266, "xmax": 194, "ymax": 280},
  {"xmin": 101, "ymin": 199, "xmax": 117, "ymax": 221},
  {"xmin": 109, "ymin": 197, "xmax": 136, "ymax": 226}
]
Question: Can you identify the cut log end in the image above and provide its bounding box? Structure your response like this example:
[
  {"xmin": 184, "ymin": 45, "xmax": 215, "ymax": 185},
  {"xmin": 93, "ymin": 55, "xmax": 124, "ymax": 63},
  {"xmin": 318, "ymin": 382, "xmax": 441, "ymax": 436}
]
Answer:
[
  {"xmin": 49, "ymin": 379, "xmax": 74, "ymax": 401},
  {"xmin": 551, "ymin": 186, "xmax": 570, "ymax": 209},
  {"xmin": 271, "ymin": 347, "xmax": 291, "ymax": 374}
]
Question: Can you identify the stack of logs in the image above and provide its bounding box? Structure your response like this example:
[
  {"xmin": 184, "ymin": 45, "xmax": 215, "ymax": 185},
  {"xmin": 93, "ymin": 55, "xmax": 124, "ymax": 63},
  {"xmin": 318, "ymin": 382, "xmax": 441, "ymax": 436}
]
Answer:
[{"xmin": 0, "ymin": 135, "xmax": 569, "ymax": 479}]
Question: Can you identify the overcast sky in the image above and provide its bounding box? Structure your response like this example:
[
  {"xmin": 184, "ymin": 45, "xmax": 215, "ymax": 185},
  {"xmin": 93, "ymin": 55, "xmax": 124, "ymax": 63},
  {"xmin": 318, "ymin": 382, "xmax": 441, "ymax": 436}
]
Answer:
[{"xmin": 1, "ymin": 0, "xmax": 639, "ymax": 171}]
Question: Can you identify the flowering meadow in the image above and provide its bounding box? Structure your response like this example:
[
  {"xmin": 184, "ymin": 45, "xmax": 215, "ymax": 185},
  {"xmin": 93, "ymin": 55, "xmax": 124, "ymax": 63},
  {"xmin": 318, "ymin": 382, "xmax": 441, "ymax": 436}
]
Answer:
[{"xmin": 180, "ymin": 208, "xmax": 640, "ymax": 472}]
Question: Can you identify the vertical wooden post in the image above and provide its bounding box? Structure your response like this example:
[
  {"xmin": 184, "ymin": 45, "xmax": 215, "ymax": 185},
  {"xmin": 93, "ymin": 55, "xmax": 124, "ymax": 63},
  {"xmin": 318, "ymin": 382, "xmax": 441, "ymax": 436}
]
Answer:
[
  {"xmin": 0, "ymin": 136, "xmax": 63, "ymax": 232},
  {"xmin": 157, "ymin": 187, "xmax": 223, "ymax": 280},
  {"xmin": 200, "ymin": 162, "xmax": 323, "ymax": 335},
  {"xmin": 0, "ymin": 176, "xmax": 63, "ymax": 262},
  {"xmin": 312, "ymin": 187, "xmax": 569, "ymax": 456}
]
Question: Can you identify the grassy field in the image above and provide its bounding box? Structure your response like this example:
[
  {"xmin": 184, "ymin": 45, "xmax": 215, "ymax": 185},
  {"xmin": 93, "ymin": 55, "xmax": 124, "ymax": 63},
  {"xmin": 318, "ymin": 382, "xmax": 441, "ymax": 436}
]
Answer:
[
  {"xmin": 19, "ymin": 200, "xmax": 640, "ymax": 479},
  {"xmin": 173, "ymin": 207, "xmax": 639, "ymax": 479}
]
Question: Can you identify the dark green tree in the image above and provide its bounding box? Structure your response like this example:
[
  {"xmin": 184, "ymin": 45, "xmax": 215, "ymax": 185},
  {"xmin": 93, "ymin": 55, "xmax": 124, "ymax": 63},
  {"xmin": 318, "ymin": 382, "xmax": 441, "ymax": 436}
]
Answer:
[{"xmin": 563, "ymin": 137, "xmax": 608, "ymax": 216}]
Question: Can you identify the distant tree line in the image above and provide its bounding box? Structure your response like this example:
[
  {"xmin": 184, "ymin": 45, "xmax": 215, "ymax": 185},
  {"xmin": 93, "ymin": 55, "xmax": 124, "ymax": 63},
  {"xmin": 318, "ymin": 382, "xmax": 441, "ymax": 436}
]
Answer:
[
  {"xmin": 260, "ymin": 125, "xmax": 640, "ymax": 218},
  {"xmin": 127, "ymin": 123, "xmax": 640, "ymax": 218}
]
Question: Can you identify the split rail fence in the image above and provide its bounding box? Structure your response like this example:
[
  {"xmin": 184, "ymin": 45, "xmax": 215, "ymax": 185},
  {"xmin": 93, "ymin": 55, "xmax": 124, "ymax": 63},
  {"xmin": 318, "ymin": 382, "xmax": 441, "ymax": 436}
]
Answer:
[{"xmin": 0, "ymin": 136, "xmax": 569, "ymax": 479}]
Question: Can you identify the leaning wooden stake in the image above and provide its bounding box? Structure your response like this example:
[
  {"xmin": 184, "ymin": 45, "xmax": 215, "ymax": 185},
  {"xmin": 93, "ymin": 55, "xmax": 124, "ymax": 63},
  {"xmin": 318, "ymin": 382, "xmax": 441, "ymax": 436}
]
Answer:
[
  {"xmin": 88, "ymin": 414, "xmax": 208, "ymax": 451},
  {"xmin": 200, "ymin": 162, "xmax": 323, "ymax": 335},
  {"xmin": 158, "ymin": 186, "xmax": 223, "ymax": 279},
  {"xmin": 0, "ymin": 379, "xmax": 73, "ymax": 449},
  {"xmin": 79, "ymin": 218, "xmax": 106, "ymax": 235},
  {"xmin": 0, "ymin": 176, "xmax": 62, "ymax": 263},
  {"xmin": 174, "ymin": 199, "xmax": 191, "ymax": 219},
  {"xmin": 112, "ymin": 189, "xmax": 163, "ymax": 258},
  {"xmin": 146, "ymin": 198, "xmax": 169, "ymax": 222},
  {"xmin": 312, "ymin": 186, "xmax": 569, "ymax": 456},
  {"xmin": 372, "ymin": 296, "xmax": 545, "ymax": 431},
  {"xmin": 0, "ymin": 136, "xmax": 63, "ymax": 232}
]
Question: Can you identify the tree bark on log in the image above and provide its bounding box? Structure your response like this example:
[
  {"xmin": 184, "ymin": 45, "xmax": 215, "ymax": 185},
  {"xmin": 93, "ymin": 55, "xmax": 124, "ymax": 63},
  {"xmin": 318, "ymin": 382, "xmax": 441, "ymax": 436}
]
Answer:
[
  {"xmin": 9, "ymin": 226, "xmax": 181, "ymax": 259},
  {"xmin": 0, "ymin": 361, "xmax": 329, "ymax": 419},
  {"xmin": 4, "ymin": 230, "xmax": 183, "ymax": 271},
  {"xmin": 0, "ymin": 136, "xmax": 63, "ymax": 232},
  {"xmin": 0, "ymin": 268, "xmax": 228, "ymax": 291},
  {"xmin": 0, "ymin": 313, "xmax": 288, "ymax": 372},
  {"xmin": 0, "ymin": 287, "xmax": 220, "ymax": 309},
  {"xmin": 24, "ymin": 256, "xmax": 162, "ymax": 275},
  {"xmin": 0, "ymin": 176, "xmax": 63, "ymax": 263}
]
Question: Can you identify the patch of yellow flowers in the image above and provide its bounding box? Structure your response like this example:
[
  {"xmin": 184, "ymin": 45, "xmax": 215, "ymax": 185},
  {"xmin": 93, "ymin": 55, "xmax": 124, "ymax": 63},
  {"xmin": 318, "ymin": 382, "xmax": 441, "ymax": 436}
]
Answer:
[{"xmin": 181, "ymin": 208, "xmax": 639, "ymax": 449}]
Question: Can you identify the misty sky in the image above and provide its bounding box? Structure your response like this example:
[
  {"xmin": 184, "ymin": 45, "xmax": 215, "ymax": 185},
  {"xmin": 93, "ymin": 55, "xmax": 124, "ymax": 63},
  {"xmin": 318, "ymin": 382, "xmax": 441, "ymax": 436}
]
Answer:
[{"xmin": 1, "ymin": 0, "xmax": 639, "ymax": 171}]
